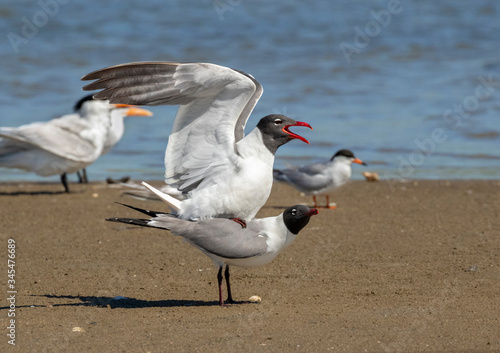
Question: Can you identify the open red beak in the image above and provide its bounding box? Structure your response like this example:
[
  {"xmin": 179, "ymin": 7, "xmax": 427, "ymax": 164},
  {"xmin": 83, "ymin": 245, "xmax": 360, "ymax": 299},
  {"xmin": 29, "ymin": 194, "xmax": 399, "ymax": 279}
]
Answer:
[
  {"xmin": 283, "ymin": 121, "xmax": 313, "ymax": 144},
  {"xmin": 305, "ymin": 208, "xmax": 319, "ymax": 216}
]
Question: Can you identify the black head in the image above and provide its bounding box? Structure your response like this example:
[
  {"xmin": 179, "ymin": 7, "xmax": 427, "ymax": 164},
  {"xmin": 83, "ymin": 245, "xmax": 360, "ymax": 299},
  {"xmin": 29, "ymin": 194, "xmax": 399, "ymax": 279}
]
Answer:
[
  {"xmin": 283, "ymin": 205, "xmax": 318, "ymax": 235},
  {"xmin": 331, "ymin": 149, "xmax": 367, "ymax": 166},
  {"xmin": 257, "ymin": 114, "xmax": 312, "ymax": 154},
  {"xmin": 73, "ymin": 94, "xmax": 95, "ymax": 112}
]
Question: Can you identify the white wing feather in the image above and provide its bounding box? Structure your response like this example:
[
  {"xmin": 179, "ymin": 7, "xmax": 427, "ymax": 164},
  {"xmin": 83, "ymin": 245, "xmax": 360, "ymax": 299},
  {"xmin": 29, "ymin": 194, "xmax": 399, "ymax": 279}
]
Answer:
[{"xmin": 82, "ymin": 62, "xmax": 263, "ymax": 193}]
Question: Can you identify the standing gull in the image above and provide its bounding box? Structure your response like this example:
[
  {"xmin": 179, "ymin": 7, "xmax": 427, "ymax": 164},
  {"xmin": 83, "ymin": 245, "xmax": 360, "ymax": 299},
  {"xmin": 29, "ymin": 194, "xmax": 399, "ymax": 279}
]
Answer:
[
  {"xmin": 107, "ymin": 203, "xmax": 318, "ymax": 306},
  {"xmin": 274, "ymin": 149, "xmax": 366, "ymax": 208},
  {"xmin": 82, "ymin": 62, "xmax": 313, "ymax": 223}
]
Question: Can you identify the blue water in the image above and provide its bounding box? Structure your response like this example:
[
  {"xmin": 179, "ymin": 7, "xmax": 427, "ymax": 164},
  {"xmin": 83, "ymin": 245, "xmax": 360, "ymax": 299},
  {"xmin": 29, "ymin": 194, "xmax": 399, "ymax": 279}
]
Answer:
[{"xmin": 1, "ymin": 0, "xmax": 499, "ymax": 183}]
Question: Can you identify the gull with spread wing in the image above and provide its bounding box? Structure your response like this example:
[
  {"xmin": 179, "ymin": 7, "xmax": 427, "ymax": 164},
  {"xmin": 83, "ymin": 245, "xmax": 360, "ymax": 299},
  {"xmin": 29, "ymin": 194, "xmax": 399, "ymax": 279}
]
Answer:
[{"xmin": 82, "ymin": 62, "xmax": 312, "ymax": 222}]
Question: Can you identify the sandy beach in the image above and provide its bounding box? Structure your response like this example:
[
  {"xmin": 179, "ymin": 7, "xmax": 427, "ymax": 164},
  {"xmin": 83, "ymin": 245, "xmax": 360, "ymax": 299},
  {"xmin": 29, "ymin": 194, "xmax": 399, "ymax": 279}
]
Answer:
[{"xmin": 1, "ymin": 179, "xmax": 499, "ymax": 352}]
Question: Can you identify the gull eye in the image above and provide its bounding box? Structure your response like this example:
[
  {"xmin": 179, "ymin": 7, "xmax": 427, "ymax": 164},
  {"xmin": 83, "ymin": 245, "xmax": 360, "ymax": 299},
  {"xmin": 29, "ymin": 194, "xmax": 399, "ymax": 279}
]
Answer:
[
  {"xmin": 274, "ymin": 119, "xmax": 283, "ymax": 125},
  {"xmin": 291, "ymin": 208, "xmax": 297, "ymax": 216}
]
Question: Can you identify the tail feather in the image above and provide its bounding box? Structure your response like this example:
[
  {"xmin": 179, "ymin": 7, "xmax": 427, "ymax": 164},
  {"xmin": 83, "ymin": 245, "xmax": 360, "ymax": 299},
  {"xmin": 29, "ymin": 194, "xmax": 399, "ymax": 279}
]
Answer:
[
  {"xmin": 106, "ymin": 217, "xmax": 151, "ymax": 227},
  {"xmin": 120, "ymin": 182, "xmax": 187, "ymax": 202},
  {"xmin": 107, "ymin": 203, "xmax": 179, "ymax": 232},
  {"xmin": 114, "ymin": 202, "xmax": 168, "ymax": 217},
  {"xmin": 107, "ymin": 215, "xmax": 179, "ymax": 232},
  {"xmin": 141, "ymin": 181, "xmax": 182, "ymax": 213}
]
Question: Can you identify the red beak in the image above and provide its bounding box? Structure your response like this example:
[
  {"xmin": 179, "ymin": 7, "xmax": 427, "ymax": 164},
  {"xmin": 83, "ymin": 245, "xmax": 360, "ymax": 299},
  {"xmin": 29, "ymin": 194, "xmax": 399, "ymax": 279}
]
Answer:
[
  {"xmin": 305, "ymin": 208, "xmax": 319, "ymax": 216},
  {"xmin": 282, "ymin": 121, "xmax": 313, "ymax": 144}
]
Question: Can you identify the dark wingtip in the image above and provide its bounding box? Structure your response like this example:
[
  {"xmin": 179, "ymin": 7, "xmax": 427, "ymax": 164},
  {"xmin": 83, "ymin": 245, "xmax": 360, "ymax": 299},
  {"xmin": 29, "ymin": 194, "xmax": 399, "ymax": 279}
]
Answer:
[
  {"xmin": 81, "ymin": 68, "xmax": 105, "ymax": 81},
  {"xmin": 106, "ymin": 217, "xmax": 150, "ymax": 227},
  {"xmin": 113, "ymin": 202, "xmax": 167, "ymax": 217}
]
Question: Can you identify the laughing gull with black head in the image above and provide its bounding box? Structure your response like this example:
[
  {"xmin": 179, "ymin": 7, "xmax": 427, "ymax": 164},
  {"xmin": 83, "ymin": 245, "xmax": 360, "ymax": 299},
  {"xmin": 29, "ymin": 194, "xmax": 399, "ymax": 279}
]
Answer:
[
  {"xmin": 274, "ymin": 149, "xmax": 366, "ymax": 208},
  {"xmin": 107, "ymin": 203, "xmax": 318, "ymax": 306},
  {"xmin": 82, "ymin": 62, "xmax": 312, "ymax": 224}
]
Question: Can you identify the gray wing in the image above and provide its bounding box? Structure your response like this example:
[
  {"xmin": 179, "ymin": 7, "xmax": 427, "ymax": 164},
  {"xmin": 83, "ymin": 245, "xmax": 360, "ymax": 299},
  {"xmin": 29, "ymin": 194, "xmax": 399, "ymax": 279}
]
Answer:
[
  {"xmin": 230, "ymin": 69, "xmax": 263, "ymax": 141},
  {"xmin": 108, "ymin": 205, "xmax": 268, "ymax": 259},
  {"xmin": 186, "ymin": 219, "xmax": 268, "ymax": 259},
  {"xmin": 275, "ymin": 161, "xmax": 332, "ymax": 193},
  {"xmin": 82, "ymin": 62, "xmax": 263, "ymax": 191},
  {"xmin": 0, "ymin": 115, "xmax": 99, "ymax": 162},
  {"xmin": 296, "ymin": 161, "xmax": 330, "ymax": 175},
  {"xmin": 148, "ymin": 216, "xmax": 268, "ymax": 259}
]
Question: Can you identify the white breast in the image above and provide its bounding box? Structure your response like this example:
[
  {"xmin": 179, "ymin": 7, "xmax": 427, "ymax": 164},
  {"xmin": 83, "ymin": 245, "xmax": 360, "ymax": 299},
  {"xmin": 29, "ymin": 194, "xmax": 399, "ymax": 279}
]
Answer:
[{"xmin": 179, "ymin": 128, "xmax": 275, "ymax": 221}]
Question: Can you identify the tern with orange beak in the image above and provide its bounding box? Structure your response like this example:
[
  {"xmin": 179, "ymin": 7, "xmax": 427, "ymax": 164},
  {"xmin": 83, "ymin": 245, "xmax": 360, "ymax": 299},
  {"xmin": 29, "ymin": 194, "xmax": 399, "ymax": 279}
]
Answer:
[
  {"xmin": 0, "ymin": 95, "xmax": 152, "ymax": 192},
  {"xmin": 274, "ymin": 149, "xmax": 366, "ymax": 208},
  {"xmin": 82, "ymin": 62, "xmax": 312, "ymax": 223}
]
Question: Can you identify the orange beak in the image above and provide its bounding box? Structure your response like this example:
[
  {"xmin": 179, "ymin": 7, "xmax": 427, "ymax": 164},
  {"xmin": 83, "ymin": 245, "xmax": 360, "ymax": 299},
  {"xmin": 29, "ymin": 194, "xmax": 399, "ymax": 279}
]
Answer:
[
  {"xmin": 112, "ymin": 104, "xmax": 153, "ymax": 117},
  {"xmin": 125, "ymin": 107, "xmax": 153, "ymax": 117},
  {"xmin": 353, "ymin": 158, "xmax": 367, "ymax": 166}
]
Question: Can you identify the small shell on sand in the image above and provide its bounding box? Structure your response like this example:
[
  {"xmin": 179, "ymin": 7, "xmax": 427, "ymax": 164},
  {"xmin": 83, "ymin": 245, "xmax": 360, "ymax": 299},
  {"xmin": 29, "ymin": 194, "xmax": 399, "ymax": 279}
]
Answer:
[
  {"xmin": 362, "ymin": 172, "xmax": 380, "ymax": 182},
  {"xmin": 248, "ymin": 295, "xmax": 262, "ymax": 303},
  {"xmin": 72, "ymin": 327, "xmax": 85, "ymax": 332}
]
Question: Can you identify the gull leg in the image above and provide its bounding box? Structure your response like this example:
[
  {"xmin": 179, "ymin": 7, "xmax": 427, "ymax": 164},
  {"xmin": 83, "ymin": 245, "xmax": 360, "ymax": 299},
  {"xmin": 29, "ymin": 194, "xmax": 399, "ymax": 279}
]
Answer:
[
  {"xmin": 225, "ymin": 265, "xmax": 235, "ymax": 304},
  {"xmin": 325, "ymin": 195, "xmax": 337, "ymax": 209},
  {"xmin": 77, "ymin": 170, "xmax": 83, "ymax": 183},
  {"xmin": 60, "ymin": 173, "xmax": 70, "ymax": 193},
  {"xmin": 217, "ymin": 266, "xmax": 224, "ymax": 306},
  {"xmin": 312, "ymin": 195, "xmax": 318, "ymax": 208},
  {"xmin": 81, "ymin": 168, "xmax": 88, "ymax": 183}
]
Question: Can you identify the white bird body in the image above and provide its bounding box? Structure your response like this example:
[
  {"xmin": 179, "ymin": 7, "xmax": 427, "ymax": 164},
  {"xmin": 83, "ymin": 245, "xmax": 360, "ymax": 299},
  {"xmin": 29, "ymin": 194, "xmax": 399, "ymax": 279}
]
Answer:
[
  {"xmin": 177, "ymin": 128, "xmax": 276, "ymax": 220},
  {"xmin": 0, "ymin": 100, "xmax": 113, "ymax": 176},
  {"xmin": 274, "ymin": 149, "xmax": 366, "ymax": 208},
  {"xmin": 83, "ymin": 61, "xmax": 312, "ymax": 221},
  {"xmin": 277, "ymin": 156, "xmax": 354, "ymax": 195},
  {"xmin": 0, "ymin": 97, "xmax": 152, "ymax": 191}
]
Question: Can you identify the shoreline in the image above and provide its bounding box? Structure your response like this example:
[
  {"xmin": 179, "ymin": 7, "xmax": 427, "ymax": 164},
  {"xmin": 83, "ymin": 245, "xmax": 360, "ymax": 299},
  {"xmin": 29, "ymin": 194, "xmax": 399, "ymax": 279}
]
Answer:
[{"xmin": 1, "ymin": 180, "xmax": 499, "ymax": 352}]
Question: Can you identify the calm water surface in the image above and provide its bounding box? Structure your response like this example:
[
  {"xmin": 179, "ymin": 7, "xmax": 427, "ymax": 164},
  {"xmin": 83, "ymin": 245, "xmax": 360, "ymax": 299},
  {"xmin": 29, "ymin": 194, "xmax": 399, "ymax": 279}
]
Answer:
[{"xmin": 1, "ymin": 0, "xmax": 499, "ymax": 183}]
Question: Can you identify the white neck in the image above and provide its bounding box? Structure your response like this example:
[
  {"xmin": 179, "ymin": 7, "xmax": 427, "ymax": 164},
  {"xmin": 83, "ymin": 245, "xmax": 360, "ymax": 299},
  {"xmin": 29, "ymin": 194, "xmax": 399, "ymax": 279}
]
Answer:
[
  {"xmin": 236, "ymin": 128, "xmax": 273, "ymax": 162},
  {"xmin": 330, "ymin": 157, "xmax": 352, "ymax": 185}
]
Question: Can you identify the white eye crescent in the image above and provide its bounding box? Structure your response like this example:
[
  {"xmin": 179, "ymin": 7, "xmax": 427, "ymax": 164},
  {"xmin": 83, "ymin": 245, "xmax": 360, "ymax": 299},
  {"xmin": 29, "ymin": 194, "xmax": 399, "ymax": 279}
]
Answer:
[
  {"xmin": 291, "ymin": 208, "xmax": 297, "ymax": 216},
  {"xmin": 274, "ymin": 119, "xmax": 283, "ymax": 125}
]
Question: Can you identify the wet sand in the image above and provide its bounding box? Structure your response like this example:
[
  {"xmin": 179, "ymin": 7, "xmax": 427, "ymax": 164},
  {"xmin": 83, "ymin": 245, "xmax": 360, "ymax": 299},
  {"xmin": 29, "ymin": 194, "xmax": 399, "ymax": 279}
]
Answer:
[{"xmin": 1, "ymin": 179, "xmax": 499, "ymax": 352}]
